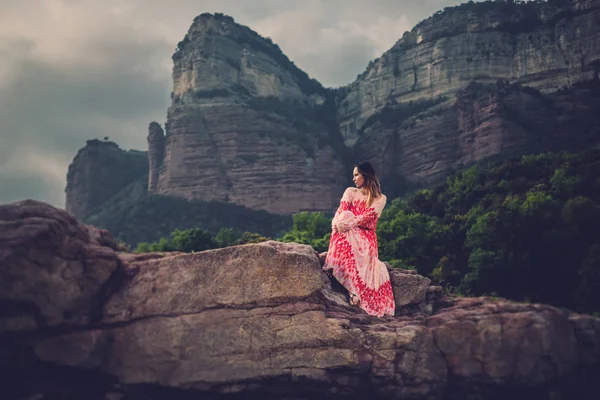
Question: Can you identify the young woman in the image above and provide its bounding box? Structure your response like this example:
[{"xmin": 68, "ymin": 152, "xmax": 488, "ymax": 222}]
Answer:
[{"xmin": 323, "ymin": 161, "xmax": 395, "ymax": 317}]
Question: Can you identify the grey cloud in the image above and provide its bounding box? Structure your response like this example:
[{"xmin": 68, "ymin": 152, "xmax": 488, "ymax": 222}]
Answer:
[
  {"xmin": 0, "ymin": 37, "xmax": 171, "ymax": 206},
  {"xmin": 295, "ymin": 37, "xmax": 379, "ymax": 88},
  {"xmin": 0, "ymin": 173, "xmax": 64, "ymax": 208}
]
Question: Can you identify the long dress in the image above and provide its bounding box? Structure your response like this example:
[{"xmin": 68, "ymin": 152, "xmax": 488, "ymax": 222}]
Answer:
[{"xmin": 323, "ymin": 187, "xmax": 395, "ymax": 317}]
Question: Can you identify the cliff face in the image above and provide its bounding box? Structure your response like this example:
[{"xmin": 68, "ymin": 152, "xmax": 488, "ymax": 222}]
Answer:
[
  {"xmin": 154, "ymin": 1, "xmax": 600, "ymax": 208},
  {"xmin": 355, "ymin": 81, "xmax": 600, "ymax": 194},
  {"xmin": 147, "ymin": 122, "xmax": 165, "ymax": 192},
  {"xmin": 65, "ymin": 0, "xmax": 600, "ymax": 223},
  {"xmin": 337, "ymin": 0, "xmax": 600, "ymax": 147},
  {"xmin": 150, "ymin": 13, "xmax": 347, "ymax": 214},
  {"xmin": 65, "ymin": 139, "xmax": 148, "ymax": 219},
  {"xmin": 341, "ymin": 0, "xmax": 600, "ymax": 190}
]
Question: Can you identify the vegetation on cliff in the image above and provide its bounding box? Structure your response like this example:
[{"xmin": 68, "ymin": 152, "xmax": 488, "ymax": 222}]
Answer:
[
  {"xmin": 134, "ymin": 227, "xmax": 271, "ymax": 253},
  {"xmin": 84, "ymin": 178, "xmax": 291, "ymax": 246},
  {"xmin": 132, "ymin": 211, "xmax": 330, "ymax": 254}
]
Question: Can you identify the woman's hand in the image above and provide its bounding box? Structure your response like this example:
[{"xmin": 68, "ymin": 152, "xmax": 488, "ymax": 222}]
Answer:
[{"xmin": 334, "ymin": 224, "xmax": 350, "ymax": 234}]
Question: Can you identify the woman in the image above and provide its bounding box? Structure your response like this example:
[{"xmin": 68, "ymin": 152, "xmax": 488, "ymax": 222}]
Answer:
[{"xmin": 323, "ymin": 162, "xmax": 395, "ymax": 317}]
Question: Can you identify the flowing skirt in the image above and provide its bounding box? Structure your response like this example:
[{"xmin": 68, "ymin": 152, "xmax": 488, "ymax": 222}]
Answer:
[{"xmin": 324, "ymin": 211, "xmax": 395, "ymax": 317}]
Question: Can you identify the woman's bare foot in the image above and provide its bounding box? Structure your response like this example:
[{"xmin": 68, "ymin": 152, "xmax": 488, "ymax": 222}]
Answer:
[{"xmin": 349, "ymin": 293, "xmax": 360, "ymax": 306}]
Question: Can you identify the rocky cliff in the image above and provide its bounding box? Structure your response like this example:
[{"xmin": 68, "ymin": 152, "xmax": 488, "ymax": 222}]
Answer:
[
  {"xmin": 355, "ymin": 80, "xmax": 600, "ymax": 195},
  {"xmin": 147, "ymin": 122, "xmax": 165, "ymax": 192},
  {"xmin": 149, "ymin": 13, "xmax": 348, "ymax": 214},
  {"xmin": 340, "ymin": 0, "xmax": 600, "ymax": 190},
  {"xmin": 65, "ymin": 139, "xmax": 148, "ymax": 219},
  {"xmin": 2, "ymin": 200, "xmax": 600, "ymax": 399},
  {"xmin": 338, "ymin": 0, "xmax": 600, "ymax": 145},
  {"xmin": 65, "ymin": 0, "xmax": 600, "ymax": 224}
]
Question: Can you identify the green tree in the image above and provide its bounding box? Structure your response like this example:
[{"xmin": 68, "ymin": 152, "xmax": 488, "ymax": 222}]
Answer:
[
  {"xmin": 280, "ymin": 212, "xmax": 331, "ymax": 252},
  {"xmin": 170, "ymin": 228, "xmax": 217, "ymax": 253},
  {"xmin": 215, "ymin": 227, "xmax": 239, "ymax": 248},
  {"xmin": 574, "ymin": 244, "xmax": 600, "ymax": 312},
  {"xmin": 561, "ymin": 196, "xmax": 600, "ymax": 235},
  {"xmin": 550, "ymin": 166, "xmax": 582, "ymax": 197},
  {"xmin": 146, "ymin": 237, "xmax": 175, "ymax": 252},
  {"xmin": 377, "ymin": 205, "xmax": 454, "ymax": 277},
  {"xmin": 134, "ymin": 242, "xmax": 152, "ymax": 253},
  {"xmin": 235, "ymin": 232, "xmax": 270, "ymax": 245}
]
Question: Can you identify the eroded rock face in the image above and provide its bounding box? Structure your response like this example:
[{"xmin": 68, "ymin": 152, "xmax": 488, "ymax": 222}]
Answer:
[
  {"xmin": 152, "ymin": 13, "xmax": 347, "ymax": 214},
  {"xmin": 65, "ymin": 139, "xmax": 148, "ymax": 220},
  {"xmin": 337, "ymin": 0, "xmax": 600, "ymax": 147},
  {"xmin": 2, "ymin": 201, "xmax": 600, "ymax": 400},
  {"xmin": 65, "ymin": 2, "xmax": 600, "ymax": 219},
  {"xmin": 147, "ymin": 122, "xmax": 166, "ymax": 193},
  {"xmin": 0, "ymin": 200, "xmax": 125, "ymax": 331},
  {"xmin": 355, "ymin": 81, "xmax": 600, "ymax": 194},
  {"xmin": 153, "ymin": 0, "xmax": 600, "ymax": 203}
]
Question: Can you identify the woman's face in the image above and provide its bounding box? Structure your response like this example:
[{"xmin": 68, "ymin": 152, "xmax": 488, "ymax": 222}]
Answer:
[{"xmin": 353, "ymin": 167, "xmax": 365, "ymax": 188}]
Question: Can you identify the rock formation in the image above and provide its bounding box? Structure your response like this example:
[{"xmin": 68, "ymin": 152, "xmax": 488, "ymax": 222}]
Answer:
[
  {"xmin": 147, "ymin": 122, "xmax": 165, "ymax": 192},
  {"xmin": 2, "ymin": 200, "xmax": 600, "ymax": 399},
  {"xmin": 337, "ymin": 0, "xmax": 600, "ymax": 146},
  {"xmin": 340, "ymin": 0, "xmax": 600, "ymax": 191},
  {"xmin": 65, "ymin": 139, "xmax": 148, "ymax": 219},
  {"xmin": 354, "ymin": 80, "xmax": 600, "ymax": 195},
  {"xmin": 64, "ymin": 0, "xmax": 600, "ymax": 223},
  {"xmin": 150, "ymin": 13, "xmax": 347, "ymax": 214}
]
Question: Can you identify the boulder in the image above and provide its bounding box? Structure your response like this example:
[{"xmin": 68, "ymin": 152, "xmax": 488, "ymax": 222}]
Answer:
[{"xmin": 1, "ymin": 201, "xmax": 599, "ymax": 400}]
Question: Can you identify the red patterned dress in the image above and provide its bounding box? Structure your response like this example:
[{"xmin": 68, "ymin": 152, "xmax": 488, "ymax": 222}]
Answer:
[{"xmin": 323, "ymin": 187, "xmax": 395, "ymax": 317}]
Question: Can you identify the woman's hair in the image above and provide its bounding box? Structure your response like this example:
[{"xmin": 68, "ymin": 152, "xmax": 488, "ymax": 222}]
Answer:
[{"xmin": 355, "ymin": 161, "xmax": 382, "ymax": 207}]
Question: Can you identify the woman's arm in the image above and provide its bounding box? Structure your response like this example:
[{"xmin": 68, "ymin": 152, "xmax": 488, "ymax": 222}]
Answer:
[
  {"xmin": 332, "ymin": 188, "xmax": 353, "ymax": 231},
  {"xmin": 335, "ymin": 195, "xmax": 386, "ymax": 233}
]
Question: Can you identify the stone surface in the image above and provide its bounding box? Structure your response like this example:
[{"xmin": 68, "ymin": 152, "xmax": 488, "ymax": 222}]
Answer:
[
  {"xmin": 147, "ymin": 121, "xmax": 165, "ymax": 193},
  {"xmin": 388, "ymin": 267, "xmax": 432, "ymax": 308},
  {"xmin": 1, "ymin": 201, "xmax": 600, "ymax": 400},
  {"xmin": 152, "ymin": 13, "xmax": 347, "ymax": 214},
  {"xmin": 0, "ymin": 200, "xmax": 125, "ymax": 331},
  {"xmin": 65, "ymin": 139, "xmax": 148, "ymax": 220},
  {"xmin": 337, "ymin": 0, "xmax": 600, "ymax": 146},
  {"xmin": 355, "ymin": 80, "xmax": 600, "ymax": 193}
]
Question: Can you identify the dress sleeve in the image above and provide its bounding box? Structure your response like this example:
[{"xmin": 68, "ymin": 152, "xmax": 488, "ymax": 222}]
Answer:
[
  {"xmin": 331, "ymin": 188, "xmax": 353, "ymax": 229},
  {"xmin": 335, "ymin": 194, "xmax": 387, "ymax": 233}
]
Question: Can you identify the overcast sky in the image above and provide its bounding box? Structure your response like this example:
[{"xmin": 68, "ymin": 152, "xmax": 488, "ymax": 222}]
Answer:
[{"xmin": 0, "ymin": 0, "xmax": 474, "ymax": 208}]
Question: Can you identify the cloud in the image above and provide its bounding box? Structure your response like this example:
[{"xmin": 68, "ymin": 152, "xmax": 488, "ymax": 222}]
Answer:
[
  {"xmin": 0, "ymin": 0, "xmax": 473, "ymax": 208},
  {"xmin": 0, "ymin": 36, "xmax": 170, "ymax": 206}
]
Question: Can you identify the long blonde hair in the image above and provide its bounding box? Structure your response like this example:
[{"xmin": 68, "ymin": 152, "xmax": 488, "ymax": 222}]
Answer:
[{"xmin": 355, "ymin": 161, "xmax": 382, "ymax": 207}]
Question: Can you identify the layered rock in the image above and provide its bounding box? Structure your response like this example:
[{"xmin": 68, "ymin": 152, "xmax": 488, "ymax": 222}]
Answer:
[
  {"xmin": 145, "ymin": 1, "xmax": 600, "ymax": 206},
  {"xmin": 147, "ymin": 122, "xmax": 165, "ymax": 192},
  {"xmin": 337, "ymin": 0, "xmax": 600, "ymax": 146},
  {"xmin": 151, "ymin": 13, "xmax": 347, "ymax": 214},
  {"xmin": 354, "ymin": 80, "xmax": 600, "ymax": 194},
  {"xmin": 2, "ymin": 200, "xmax": 600, "ymax": 400},
  {"xmin": 65, "ymin": 139, "xmax": 148, "ymax": 220},
  {"xmin": 0, "ymin": 199, "xmax": 126, "ymax": 331}
]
